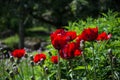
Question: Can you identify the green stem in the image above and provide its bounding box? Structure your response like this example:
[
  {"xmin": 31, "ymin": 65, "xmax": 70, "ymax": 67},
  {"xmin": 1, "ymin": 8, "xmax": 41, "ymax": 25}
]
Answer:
[
  {"xmin": 82, "ymin": 51, "xmax": 88, "ymax": 78},
  {"xmin": 3, "ymin": 60, "xmax": 5, "ymax": 78},
  {"xmin": 57, "ymin": 51, "xmax": 61, "ymax": 80},
  {"xmin": 18, "ymin": 73, "xmax": 24, "ymax": 80},
  {"xmin": 11, "ymin": 76, "xmax": 15, "ymax": 80},
  {"xmin": 2, "ymin": 58, "xmax": 5, "ymax": 80},
  {"xmin": 96, "ymin": 41, "xmax": 107, "ymax": 79},
  {"xmin": 110, "ymin": 57, "xmax": 114, "ymax": 80},
  {"xmin": 69, "ymin": 60, "xmax": 74, "ymax": 80},
  {"xmin": 32, "ymin": 66, "xmax": 35, "ymax": 79},
  {"xmin": 19, "ymin": 63, "xmax": 24, "ymax": 80},
  {"xmin": 92, "ymin": 42, "xmax": 96, "ymax": 80},
  {"xmin": 43, "ymin": 68, "xmax": 48, "ymax": 80},
  {"xmin": 25, "ymin": 58, "xmax": 29, "ymax": 78}
]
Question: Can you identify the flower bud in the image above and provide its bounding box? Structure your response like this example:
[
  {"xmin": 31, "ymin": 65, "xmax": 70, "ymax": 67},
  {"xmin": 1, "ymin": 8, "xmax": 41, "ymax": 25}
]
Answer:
[
  {"xmin": 80, "ymin": 40, "xmax": 85, "ymax": 50},
  {"xmin": 112, "ymin": 56, "xmax": 117, "ymax": 66},
  {"xmin": 12, "ymin": 63, "xmax": 17, "ymax": 67},
  {"xmin": 24, "ymin": 53, "xmax": 28, "ymax": 58},
  {"xmin": 108, "ymin": 49, "xmax": 112, "ymax": 60},
  {"xmin": 48, "ymin": 51, "xmax": 52, "ymax": 56},
  {"xmin": 6, "ymin": 68, "xmax": 10, "ymax": 73},
  {"xmin": 9, "ymin": 71, "xmax": 14, "ymax": 78},
  {"xmin": 108, "ymin": 49, "xmax": 112, "ymax": 55},
  {"xmin": 10, "ymin": 56, "xmax": 14, "ymax": 62},
  {"xmin": 30, "ymin": 55, "xmax": 33, "ymax": 60},
  {"xmin": 13, "ymin": 66, "xmax": 19, "ymax": 74},
  {"xmin": 44, "ymin": 66, "xmax": 49, "ymax": 74},
  {"xmin": 30, "ymin": 61, "xmax": 34, "ymax": 66}
]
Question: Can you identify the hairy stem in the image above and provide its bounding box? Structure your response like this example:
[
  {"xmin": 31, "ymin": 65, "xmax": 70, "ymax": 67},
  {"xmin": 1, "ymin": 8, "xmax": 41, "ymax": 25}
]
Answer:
[
  {"xmin": 92, "ymin": 42, "xmax": 96, "ymax": 80},
  {"xmin": 57, "ymin": 51, "xmax": 61, "ymax": 80}
]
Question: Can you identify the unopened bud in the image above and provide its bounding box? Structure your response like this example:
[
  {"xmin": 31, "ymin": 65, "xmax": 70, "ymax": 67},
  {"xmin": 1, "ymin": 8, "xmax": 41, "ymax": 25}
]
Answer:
[
  {"xmin": 6, "ymin": 68, "xmax": 10, "ymax": 73},
  {"xmin": 12, "ymin": 63, "xmax": 16, "ymax": 67},
  {"xmin": 44, "ymin": 66, "xmax": 49, "ymax": 74},
  {"xmin": 80, "ymin": 40, "xmax": 85, "ymax": 50},
  {"xmin": 48, "ymin": 51, "xmax": 52, "ymax": 56},
  {"xmin": 30, "ymin": 55, "xmax": 33, "ymax": 60},
  {"xmin": 108, "ymin": 49, "xmax": 112, "ymax": 55},
  {"xmin": 112, "ymin": 56, "xmax": 117, "ymax": 66},
  {"xmin": 30, "ymin": 61, "xmax": 34, "ymax": 66},
  {"xmin": 24, "ymin": 54, "xmax": 28, "ymax": 58},
  {"xmin": 13, "ymin": 66, "xmax": 19, "ymax": 74},
  {"xmin": 9, "ymin": 71, "xmax": 14, "ymax": 78},
  {"xmin": 10, "ymin": 56, "xmax": 14, "ymax": 62},
  {"xmin": 108, "ymin": 49, "xmax": 112, "ymax": 60}
]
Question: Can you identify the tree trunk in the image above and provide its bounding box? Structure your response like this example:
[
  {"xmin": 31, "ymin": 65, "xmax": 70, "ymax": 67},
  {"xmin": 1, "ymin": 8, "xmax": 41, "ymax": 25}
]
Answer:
[{"xmin": 19, "ymin": 19, "xmax": 24, "ymax": 49}]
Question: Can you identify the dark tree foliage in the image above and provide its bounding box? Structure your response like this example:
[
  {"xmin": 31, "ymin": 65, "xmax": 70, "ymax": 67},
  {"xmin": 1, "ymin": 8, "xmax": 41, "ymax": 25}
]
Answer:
[{"xmin": 0, "ymin": 0, "xmax": 120, "ymax": 30}]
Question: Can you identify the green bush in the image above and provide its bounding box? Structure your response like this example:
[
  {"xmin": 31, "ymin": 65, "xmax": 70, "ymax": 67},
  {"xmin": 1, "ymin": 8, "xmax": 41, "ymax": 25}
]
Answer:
[{"xmin": 46, "ymin": 11, "xmax": 120, "ymax": 79}]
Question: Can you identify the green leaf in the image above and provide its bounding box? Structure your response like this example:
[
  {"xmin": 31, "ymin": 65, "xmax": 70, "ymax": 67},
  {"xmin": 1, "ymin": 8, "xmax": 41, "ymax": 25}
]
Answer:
[
  {"xmin": 74, "ymin": 65, "xmax": 91, "ymax": 70},
  {"xmin": 48, "ymin": 72, "xmax": 56, "ymax": 78}
]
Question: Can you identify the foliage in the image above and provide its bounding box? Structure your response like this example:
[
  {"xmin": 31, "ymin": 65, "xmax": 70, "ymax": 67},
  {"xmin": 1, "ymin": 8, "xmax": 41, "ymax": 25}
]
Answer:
[
  {"xmin": 46, "ymin": 11, "xmax": 120, "ymax": 79},
  {"xmin": 67, "ymin": 10, "xmax": 120, "ymax": 55}
]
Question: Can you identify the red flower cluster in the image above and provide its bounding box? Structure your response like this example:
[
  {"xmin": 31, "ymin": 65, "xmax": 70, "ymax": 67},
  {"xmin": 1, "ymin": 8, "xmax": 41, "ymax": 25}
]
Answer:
[
  {"xmin": 50, "ymin": 29, "xmax": 81, "ymax": 60},
  {"xmin": 51, "ymin": 56, "xmax": 58, "ymax": 64},
  {"xmin": 76, "ymin": 27, "xmax": 112, "ymax": 46},
  {"xmin": 33, "ymin": 53, "xmax": 46, "ymax": 63},
  {"xmin": 50, "ymin": 27, "xmax": 111, "ymax": 60},
  {"xmin": 50, "ymin": 29, "xmax": 76, "ymax": 50},
  {"xmin": 11, "ymin": 49, "xmax": 25, "ymax": 58}
]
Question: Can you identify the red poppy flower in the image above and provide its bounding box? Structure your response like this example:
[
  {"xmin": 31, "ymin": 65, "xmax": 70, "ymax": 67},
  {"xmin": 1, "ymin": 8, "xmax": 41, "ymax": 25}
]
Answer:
[
  {"xmin": 96, "ymin": 32, "xmax": 112, "ymax": 41},
  {"xmin": 59, "ymin": 42, "xmax": 82, "ymax": 59},
  {"xmin": 51, "ymin": 35, "xmax": 67, "ymax": 50},
  {"xmin": 66, "ymin": 31, "xmax": 77, "ymax": 41},
  {"xmin": 50, "ymin": 29, "xmax": 65, "ymax": 41},
  {"xmin": 33, "ymin": 53, "xmax": 46, "ymax": 63},
  {"xmin": 50, "ymin": 29, "xmax": 67, "ymax": 50},
  {"xmin": 11, "ymin": 49, "xmax": 25, "ymax": 58},
  {"xmin": 51, "ymin": 56, "xmax": 58, "ymax": 64},
  {"xmin": 81, "ymin": 27, "xmax": 98, "ymax": 41}
]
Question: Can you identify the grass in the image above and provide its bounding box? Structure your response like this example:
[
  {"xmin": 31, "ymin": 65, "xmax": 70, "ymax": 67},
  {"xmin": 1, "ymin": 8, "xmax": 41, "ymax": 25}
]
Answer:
[{"xmin": 1, "ymin": 34, "xmax": 19, "ymax": 48}]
